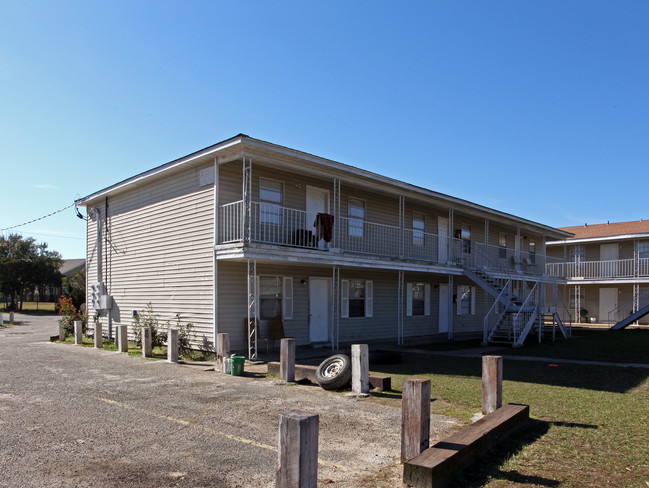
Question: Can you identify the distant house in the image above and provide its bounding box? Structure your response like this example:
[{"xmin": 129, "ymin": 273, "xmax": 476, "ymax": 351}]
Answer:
[
  {"xmin": 77, "ymin": 134, "xmax": 571, "ymax": 356},
  {"xmin": 546, "ymin": 220, "xmax": 649, "ymax": 326},
  {"xmin": 27, "ymin": 259, "xmax": 86, "ymax": 302}
]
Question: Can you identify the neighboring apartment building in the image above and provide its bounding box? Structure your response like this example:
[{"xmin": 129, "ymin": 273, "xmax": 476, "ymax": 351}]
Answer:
[
  {"xmin": 546, "ymin": 220, "xmax": 649, "ymax": 326},
  {"xmin": 77, "ymin": 134, "xmax": 572, "ymax": 357}
]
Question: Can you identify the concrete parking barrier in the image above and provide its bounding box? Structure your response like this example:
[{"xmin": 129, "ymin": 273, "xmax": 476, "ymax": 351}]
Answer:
[
  {"xmin": 117, "ymin": 324, "xmax": 128, "ymax": 353},
  {"xmin": 142, "ymin": 327, "xmax": 152, "ymax": 357},
  {"xmin": 216, "ymin": 333, "xmax": 230, "ymax": 372},
  {"xmin": 94, "ymin": 322, "xmax": 103, "ymax": 349},
  {"xmin": 168, "ymin": 327, "xmax": 179, "ymax": 363},
  {"xmin": 74, "ymin": 320, "xmax": 83, "ymax": 345}
]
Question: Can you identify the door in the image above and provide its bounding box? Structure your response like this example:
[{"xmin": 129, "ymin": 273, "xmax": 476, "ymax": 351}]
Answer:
[
  {"xmin": 309, "ymin": 278, "xmax": 330, "ymax": 342},
  {"xmin": 306, "ymin": 186, "xmax": 330, "ymax": 250},
  {"xmin": 438, "ymin": 284, "xmax": 449, "ymax": 333},
  {"xmin": 438, "ymin": 217, "xmax": 449, "ymax": 264},
  {"xmin": 599, "ymin": 288, "xmax": 618, "ymax": 324},
  {"xmin": 600, "ymin": 243, "xmax": 619, "ymax": 278}
]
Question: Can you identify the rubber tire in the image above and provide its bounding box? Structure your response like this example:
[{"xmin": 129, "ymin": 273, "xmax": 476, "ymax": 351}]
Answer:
[{"xmin": 315, "ymin": 354, "xmax": 352, "ymax": 390}]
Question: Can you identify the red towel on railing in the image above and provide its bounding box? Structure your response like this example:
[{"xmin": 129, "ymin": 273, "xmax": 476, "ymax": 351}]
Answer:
[{"xmin": 314, "ymin": 213, "xmax": 335, "ymax": 242}]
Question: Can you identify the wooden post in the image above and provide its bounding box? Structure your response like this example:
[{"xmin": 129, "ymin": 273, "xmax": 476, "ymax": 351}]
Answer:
[
  {"xmin": 276, "ymin": 411, "xmax": 319, "ymax": 488},
  {"xmin": 58, "ymin": 320, "xmax": 65, "ymax": 340},
  {"xmin": 482, "ymin": 355, "xmax": 503, "ymax": 415},
  {"xmin": 280, "ymin": 338, "xmax": 295, "ymax": 382},
  {"xmin": 74, "ymin": 320, "xmax": 83, "ymax": 345},
  {"xmin": 401, "ymin": 378, "xmax": 431, "ymax": 463},
  {"xmin": 117, "ymin": 324, "xmax": 128, "ymax": 353},
  {"xmin": 216, "ymin": 333, "xmax": 230, "ymax": 371},
  {"xmin": 9, "ymin": 311, "xmax": 14, "ymax": 324},
  {"xmin": 142, "ymin": 326, "xmax": 152, "ymax": 357},
  {"xmin": 168, "ymin": 327, "xmax": 179, "ymax": 363},
  {"xmin": 351, "ymin": 344, "xmax": 369, "ymax": 394},
  {"xmin": 94, "ymin": 322, "xmax": 103, "ymax": 348}
]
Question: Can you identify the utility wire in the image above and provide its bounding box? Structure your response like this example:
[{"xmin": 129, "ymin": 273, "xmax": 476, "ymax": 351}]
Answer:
[{"xmin": 0, "ymin": 203, "xmax": 75, "ymax": 232}]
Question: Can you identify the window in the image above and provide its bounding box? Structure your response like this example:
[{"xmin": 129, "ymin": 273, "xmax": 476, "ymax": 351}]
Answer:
[
  {"xmin": 407, "ymin": 282, "xmax": 431, "ymax": 316},
  {"xmin": 528, "ymin": 240, "xmax": 536, "ymax": 263},
  {"xmin": 570, "ymin": 245, "xmax": 585, "ymax": 263},
  {"xmin": 639, "ymin": 241, "xmax": 649, "ymax": 259},
  {"xmin": 341, "ymin": 279, "xmax": 373, "ymax": 318},
  {"xmin": 456, "ymin": 285, "xmax": 475, "ymax": 315},
  {"xmin": 499, "ymin": 233, "xmax": 507, "ymax": 259},
  {"xmin": 461, "ymin": 225, "xmax": 471, "ymax": 253},
  {"xmin": 258, "ymin": 275, "xmax": 293, "ymax": 320},
  {"xmin": 348, "ymin": 198, "xmax": 365, "ymax": 237},
  {"xmin": 260, "ymin": 178, "xmax": 283, "ymax": 224},
  {"xmin": 413, "ymin": 213, "xmax": 425, "ymax": 246}
]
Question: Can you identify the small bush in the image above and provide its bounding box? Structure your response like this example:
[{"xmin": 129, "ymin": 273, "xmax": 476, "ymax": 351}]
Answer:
[
  {"xmin": 57, "ymin": 295, "xmax": 88, "ymax": 336},
  {"xmin": 168, "ymin": 313, "xmax": 194, "ymax": 358},
  {"xmin": 132, "ymin": 303, "xmax": 167, "ymax": 349}
]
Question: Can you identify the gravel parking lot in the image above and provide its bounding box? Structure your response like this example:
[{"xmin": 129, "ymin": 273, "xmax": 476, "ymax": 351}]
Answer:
[{"xmin": 0, "ymin": 314, "xmax": 457, "ymax": 487}]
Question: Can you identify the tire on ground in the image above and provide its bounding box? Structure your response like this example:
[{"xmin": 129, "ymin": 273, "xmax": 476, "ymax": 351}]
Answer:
[{"xmin": 315, "ymin": 354, "xmax": 352, "ymax": 390}]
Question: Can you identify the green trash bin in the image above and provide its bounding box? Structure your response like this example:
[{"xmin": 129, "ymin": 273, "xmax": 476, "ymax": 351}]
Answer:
[{"xmin": 230, "ymin": 355, "xmax": 245, "ymax": 376}]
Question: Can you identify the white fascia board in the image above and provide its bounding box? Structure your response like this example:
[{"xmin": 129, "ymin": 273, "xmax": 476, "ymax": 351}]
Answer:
[
  {"xmin": 241, "ymin": 138, "xmax": 569, "ymax": 238},
  {"xmin": 565, "ymin": 277, "xmax": 649, "ymax": 285},
  {"xmin": 77, "ymin": 135, "xmax": 245, "ymax": 206},
  {"xmin": 546, "ymin": 233, "xmax": 649, "ymax": 246}
]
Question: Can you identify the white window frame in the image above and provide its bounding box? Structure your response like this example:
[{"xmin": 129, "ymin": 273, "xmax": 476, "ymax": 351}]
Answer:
[
  {"xmin": 341, "ymin": 279, "xmax": 373, "ymax": 318},
  {"xmin": 257, "ymin": 275, "xmax": 293, "ymax": 320},
  {"xmin": 413, "ymin": 213, "xmax": 425, "ymax": 246},
  {"xmin": 348, "ymin": 198, "xmax": 365, "ymax": 238},
  {"xmin": 406, "ymin": 282, "xmax": 431, "ymax": 317},
  {"xmin": 461, "ymin": 225, "xmax": 471, "ymax": 254},
  {"xmin": 259, "ymin": 178, "xmax": 283, "ymax": 225},
  {"xmin": 456, "ymin": 285, "xmax": 476, "ymax": 315},
  {"xmin": 638, "ymin": 241, "xmax": 649, "ymax": 259},
  {"xmin": 499, "ymin": 233, "xmax": 508, "ymax": 259}
]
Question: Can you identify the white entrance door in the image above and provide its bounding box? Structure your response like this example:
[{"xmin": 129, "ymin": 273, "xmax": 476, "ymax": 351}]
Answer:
[
  {"xmin": 438, "ymin": 284, "xmax": 449, "ymax": 333},
  {"xmin": 306, "ymin": 186, "xmax": 330, "ymax": 250},
  {"xmin": 600, "ymin": 243, "xmax": 619, "ymax": 277},
  {"xmin": 438, "ymin": 217, "xmax": 449, "ymax": 264},
  {"xmin": 309, "ymin": 278, "xmax": 330, "ymax": 342},
  {"xmin": 599, "ymin": 288, "xmax": 618, "ymax": 324}
]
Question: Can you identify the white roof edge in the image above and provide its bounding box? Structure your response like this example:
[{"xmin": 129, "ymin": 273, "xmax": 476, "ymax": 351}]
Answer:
[
  {"xmin": 547, "ymin": 232, "xmax": 649, "ymax": 245},
  {"xmin": 76, "ymin": 134, "xmax": 569, "ymax": 237},
  {"xmin": 76, "ymin": 135, "xmax": 245, "ymax": 205},
  {"xmin": 242, "ymin": 138, "xmax": 570, "ymax": 237}
]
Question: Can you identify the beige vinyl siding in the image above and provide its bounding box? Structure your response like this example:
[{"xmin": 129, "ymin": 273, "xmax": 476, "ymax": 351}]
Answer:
[
  {"xmin": 218, "ymin": 161, "xmax": 244, "ymax": 206},
  {"xmin": 86, "ymin": 165, "xmax": 215, "ymax": 348},
  {"xmin": 403, "ymin": 273, "xmax": 442, "ymax": 337},
  {"xmin": 452, "ymin": 277, "xmax": 487, "ymax": 335},
  {"xmin": 217, "ymin": 261, "xmax": 333, "ymax": 352}
]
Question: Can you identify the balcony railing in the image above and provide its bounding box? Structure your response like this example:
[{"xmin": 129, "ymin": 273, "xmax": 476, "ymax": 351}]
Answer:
[
  {"xmin": 218, "ymin": 200, "xmax": 546, "ymax": 274},
  {"xmin": 545, "ymin": 258, "xmax": 649, "ymax": 280}
]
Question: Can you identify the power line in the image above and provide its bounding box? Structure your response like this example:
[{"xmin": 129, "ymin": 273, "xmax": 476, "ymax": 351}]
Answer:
[{"xmin": 0, "ymin": 203, "xmax": 75, "ymax": 232}]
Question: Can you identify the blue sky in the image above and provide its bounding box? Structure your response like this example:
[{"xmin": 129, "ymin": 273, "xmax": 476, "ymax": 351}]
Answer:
[{"xmin": 1, "ymin": 1, "xmax": 648, "ymax": 258}]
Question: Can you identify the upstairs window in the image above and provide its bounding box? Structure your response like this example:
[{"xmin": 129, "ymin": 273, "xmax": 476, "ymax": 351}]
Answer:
[
  {"xmin": 499, "ymin": 233, "xmax": 508, "ymax": 259},
  {"xmin": 639, "ymin": 241, "xmax": 649, "ymax": 259},
  {"xmin": 570, "ymin": 245, "xmax": 585, "ymax": 263},
  {"xmin": 413, "ymin": 213, "xmax": 425, "ymax": 246},
  {"xmin": 461, "ymin": 225, "xmax": 471, "ymax": 253},
  {"xmin": 528, "ymin": 240, "xmax": 536, "ymax": 263},
  {"xmin": 348, "ymin": 198, "xmax": 365, "ymax": 238},
  {"xmin": 260, "ymin": 178, "xmax": 283, "ymax": 224}
]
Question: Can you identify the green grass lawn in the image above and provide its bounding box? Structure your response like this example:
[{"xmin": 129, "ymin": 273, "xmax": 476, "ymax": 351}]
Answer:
[
  {"xmin": 370, "ymin": 331, "xmax": 649, "ymax": 487},
  {"xmin": 2, "ymin": 301, "xmax": 57, "ymax": 314}
]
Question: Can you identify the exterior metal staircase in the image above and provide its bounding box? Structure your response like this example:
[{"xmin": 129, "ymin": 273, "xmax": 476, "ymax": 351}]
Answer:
[
  {"xmin": 612, "ymin": 304, "xmax": 649, "ymax": 330},
  {"xmin": 468, "ymin": 267, "xmax": 570, "ymax": 346}
]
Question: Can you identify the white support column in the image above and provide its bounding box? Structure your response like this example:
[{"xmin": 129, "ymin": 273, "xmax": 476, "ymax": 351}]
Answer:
[
  {"xmin": 247, "ymin": 259, "xmax": 258, "ymax": 359},
  {"xmin": 398, "ymin": 195, "xmax": 405, "ymax": 258},
  {"xmin": 213, "ymin": 157, "xmax": 219, "ymax": 349},
  {"xmin": 242, "ymin": 156, "xmax": 252, "ymax": 245},
  {"xmin": 448, "ymin": 274, "xmax": 454, "ymax": 340},
  {"xmin": 449, "ymin": 208, "xmax": 454, "ymax": 263},
  {"xmin": 331, "ymin": 266, "xmax": 339, "ymax": 350},
  {"xmin": 397, "ymin": 270, "xmax": 404, "ymax": 344}
]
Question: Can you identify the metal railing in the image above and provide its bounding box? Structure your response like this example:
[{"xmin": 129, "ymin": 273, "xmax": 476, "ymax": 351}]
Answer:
[
  {"xmin": 218, "ymin": 201, "xmax": 548, "ymax": 275},
  {"xmin": 607, "ymin": 288, "xmax": 649, "ymax": 325},
  {"xmin": 545, "ymin": 258, "xmax": 644, "ymax": 280}
]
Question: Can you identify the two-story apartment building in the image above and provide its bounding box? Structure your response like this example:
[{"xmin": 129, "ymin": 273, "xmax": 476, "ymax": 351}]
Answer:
[
  {"xmin": 546, "ymin": 220, "xmax": 649, "ymax": 327},
  {"xmin": 77, "ymin": 135, "xmax": 572, "ymax": 357}
]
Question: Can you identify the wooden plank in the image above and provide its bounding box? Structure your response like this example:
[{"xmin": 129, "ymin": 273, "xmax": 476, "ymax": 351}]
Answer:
[
  {"xmin": 403, "ymin": 403, "xmax": 529, "ymax": 488},
  {"xmin": 482, "ymin": 355, "xmax": 503, "ymax": 414},
  {"xmin": 280, "ymin": 338, "xmax": 295, "ymax": 382},
  {"xmin": 276, "ymin": 411, "xmax": 319, "ymax": 488},
  {"xmin": 401, "ymin": 378, "xmax": 431, "ymax": 462},
  {"xmin": 351, "ymin": 344, "xmax": 369, "ymax": 394},
  {"xmin": 267, "ymin": 362, "xmax": 391, "ymax": 390}
]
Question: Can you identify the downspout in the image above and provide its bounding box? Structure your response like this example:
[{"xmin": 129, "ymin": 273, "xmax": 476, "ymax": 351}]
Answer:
[
  {"xmin": 105, "ymin": 197, "xmax": 112, "ymax": 341},
  {"xmin": 213, "ymin": 157, "xmax": 219, "ymax": 350}
]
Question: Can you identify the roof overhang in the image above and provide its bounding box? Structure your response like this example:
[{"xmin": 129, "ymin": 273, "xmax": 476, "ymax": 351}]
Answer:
[
  {"xmin": 546, "ymin": 232, "xmax": 649, "ymax": 245},
  {"xmin": 76, "ymin": 134, "xmax": 571, "ymax": 238}
]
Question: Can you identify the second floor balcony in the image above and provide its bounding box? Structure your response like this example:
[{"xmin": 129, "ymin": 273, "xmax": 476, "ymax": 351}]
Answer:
[
  {"xmin": 545, "ymin": 257, "xmax": 649, "ymax": 280},
  {"xmin": 218, "ymin": 200, "xmax": 544, "ymax": 276}
]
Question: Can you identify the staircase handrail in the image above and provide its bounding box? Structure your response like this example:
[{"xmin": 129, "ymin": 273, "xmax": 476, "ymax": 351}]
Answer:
[
  {"xmin": 512, "ymin": 281, "xmax": 539, "ymax": 342},
  {"xmin": 557, "ymin": 290, "xmax": 572, "ymax": 333},
  {"xmin": 483, "ymin": 278, "xmax": 512, "ymax": 343},
  {"xmin": 607, "ymin": 288, "xmax": 649, "ymax": 325}
]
